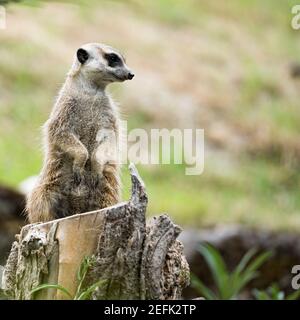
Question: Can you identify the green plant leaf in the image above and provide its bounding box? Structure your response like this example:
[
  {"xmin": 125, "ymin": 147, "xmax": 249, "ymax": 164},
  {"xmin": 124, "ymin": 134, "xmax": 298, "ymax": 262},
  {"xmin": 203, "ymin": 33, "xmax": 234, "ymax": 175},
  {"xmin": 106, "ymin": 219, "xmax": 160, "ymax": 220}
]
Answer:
[
  {"xmin": 235, "ymin": 248, "xmax": 257, "ymax": 275},
  {"xmin": 233, "ymin": 250, "xmax": 272, "ymax": 295},
  {"xmin": 31, "ymin": 256, "xmax": 100, "ymax": 300},
  {"xmin": 195, "ymin": 245, "xmax": 272, "ymax": 300},
  {"xmin": 268, "ymin": 283, "xmax": 284, "ymax": 300},
  {"xmin": 287, "ymin": 290, "xmax": 300, "ymax": 300},
  {"xmin": 253, "ymin": 289, "xmax": 270, "ymax": 300},
  {"xmin": 244, "ymin": 251, "xmax": 273, "ymax": 275},
  {"xmin": 230, "ymin": 269, "xmax": 260, "ymax": 300},
  {"xmin": 191, "ymin": 273, "xmax": 217, "ymax": 300},
  {"xmin": 76, "ymin": 279, "xmax": 107, "ymax": 300},
  {"xmin": 77, "ymin": 256, "xmax": 89, "ymax": 281},
  {"xmin": 30, "ymin": 284, "xmax": 73, "ymax": 299},
  {"xmin": 253, "ymin": 284, "xmax": 291, "ymax": 300},
  {"xmin": 198, "ymin": 243, "xmax": 228, "ymax": 298},
  {"xmin": 75, "ymin": 256, "xmax": 96, "ymax": 299}
]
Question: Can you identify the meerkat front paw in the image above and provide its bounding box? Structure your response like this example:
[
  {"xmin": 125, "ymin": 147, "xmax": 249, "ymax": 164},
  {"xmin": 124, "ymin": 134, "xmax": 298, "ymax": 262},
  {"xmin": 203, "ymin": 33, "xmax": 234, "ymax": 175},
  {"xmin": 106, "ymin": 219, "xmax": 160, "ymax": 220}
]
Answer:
[
  {"xmin": 73, "ymin": 169, "xmax": 82, "ymax": 185},
  {"xmin": 73, "ymin": 163, "xmax": 86, "ymax": 185},
  {"xmin": 90, "ymin": 172, "xmax": 101, "ymax": 188},
  {"xmin": 72, "ymin": 150, "xmax": 89, "ymax": 185}
]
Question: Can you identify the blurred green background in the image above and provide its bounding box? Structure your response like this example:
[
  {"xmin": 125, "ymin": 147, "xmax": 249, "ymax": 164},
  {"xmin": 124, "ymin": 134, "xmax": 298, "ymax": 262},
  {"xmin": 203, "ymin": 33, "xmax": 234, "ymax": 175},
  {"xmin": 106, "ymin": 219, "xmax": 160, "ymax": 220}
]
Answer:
[{"xmin": 0, "ymin": 0, "xmax": 300, "ymax": 230}]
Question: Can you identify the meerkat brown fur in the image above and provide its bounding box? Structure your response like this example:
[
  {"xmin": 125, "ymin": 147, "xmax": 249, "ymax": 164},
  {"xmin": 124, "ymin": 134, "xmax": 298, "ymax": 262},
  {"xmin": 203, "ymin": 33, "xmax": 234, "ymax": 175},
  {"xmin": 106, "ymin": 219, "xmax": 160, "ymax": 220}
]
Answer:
[{"xmin": 26, "ymin": 43, "xmax": 134, "ymax": 223}]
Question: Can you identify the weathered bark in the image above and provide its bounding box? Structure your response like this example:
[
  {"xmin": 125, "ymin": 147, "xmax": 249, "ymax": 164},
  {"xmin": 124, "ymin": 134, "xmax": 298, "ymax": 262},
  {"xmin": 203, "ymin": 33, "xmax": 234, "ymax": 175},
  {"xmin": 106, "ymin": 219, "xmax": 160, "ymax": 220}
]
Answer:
[{"xmin": 1, "ymin": 164, "xmax": 189, "ymax": 300}]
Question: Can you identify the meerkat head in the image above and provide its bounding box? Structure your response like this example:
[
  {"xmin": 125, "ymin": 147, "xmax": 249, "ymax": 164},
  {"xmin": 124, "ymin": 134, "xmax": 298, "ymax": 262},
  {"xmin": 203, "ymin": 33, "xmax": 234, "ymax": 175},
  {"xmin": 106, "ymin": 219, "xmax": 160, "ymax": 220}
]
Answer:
[{"xmin": 71, "ymin": 43, "xmax": 134, "ymax": 87}]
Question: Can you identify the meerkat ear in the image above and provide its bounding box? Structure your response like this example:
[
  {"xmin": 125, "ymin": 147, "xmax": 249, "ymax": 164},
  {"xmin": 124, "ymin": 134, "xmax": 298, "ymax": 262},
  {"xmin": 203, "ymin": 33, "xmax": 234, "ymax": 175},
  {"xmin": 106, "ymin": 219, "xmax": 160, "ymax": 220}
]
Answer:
[{"xmin": 77, "ymin": 48, "xmax": 89, "ymax": 64}]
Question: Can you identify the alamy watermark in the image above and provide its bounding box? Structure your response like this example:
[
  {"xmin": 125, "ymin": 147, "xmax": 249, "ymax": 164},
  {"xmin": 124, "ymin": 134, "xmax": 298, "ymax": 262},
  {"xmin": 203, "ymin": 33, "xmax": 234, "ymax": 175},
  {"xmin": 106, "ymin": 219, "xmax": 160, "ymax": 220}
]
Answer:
[
  {"xmin": 0, "ymin": 6, "xmax": 6, "ymax": 30},
  {"xmin": 291, "ymin": 265, "xmax": 300, "ymax": 290},
  {"xmin": 291, "ymin": 5, "xmax": 300, "ymax": 30},
  {"xmin": 96, "ymin": 121, "xmax": 204, "ymax": 175}
]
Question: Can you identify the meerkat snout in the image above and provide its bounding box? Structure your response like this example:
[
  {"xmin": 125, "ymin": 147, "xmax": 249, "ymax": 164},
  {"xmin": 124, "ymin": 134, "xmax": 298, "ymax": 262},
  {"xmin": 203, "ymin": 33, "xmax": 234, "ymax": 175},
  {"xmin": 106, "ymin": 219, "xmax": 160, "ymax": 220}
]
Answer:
[{"xmin": 127, "ymin": 72, "xmax": 135, "ymax": 80}]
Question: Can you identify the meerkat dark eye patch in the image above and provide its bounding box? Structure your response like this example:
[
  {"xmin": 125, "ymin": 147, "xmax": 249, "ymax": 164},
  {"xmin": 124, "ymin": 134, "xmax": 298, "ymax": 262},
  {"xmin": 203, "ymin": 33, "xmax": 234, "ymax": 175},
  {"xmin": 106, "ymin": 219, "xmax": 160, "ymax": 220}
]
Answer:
[
  {"xmin": 77, "ymin": 48, "xmax": 89, "ymax": 64},
  {"xmin": 104, "ymin": 53, "xmax": 122, "ymax": 67}
]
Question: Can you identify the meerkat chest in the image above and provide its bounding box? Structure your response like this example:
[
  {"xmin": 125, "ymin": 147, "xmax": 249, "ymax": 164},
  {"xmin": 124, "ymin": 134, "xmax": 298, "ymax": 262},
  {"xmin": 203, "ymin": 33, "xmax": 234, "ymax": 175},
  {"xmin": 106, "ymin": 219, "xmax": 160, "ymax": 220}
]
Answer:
[{"xmin": 75, "ymin": 96, "xmax": 118, "ymax": 149}]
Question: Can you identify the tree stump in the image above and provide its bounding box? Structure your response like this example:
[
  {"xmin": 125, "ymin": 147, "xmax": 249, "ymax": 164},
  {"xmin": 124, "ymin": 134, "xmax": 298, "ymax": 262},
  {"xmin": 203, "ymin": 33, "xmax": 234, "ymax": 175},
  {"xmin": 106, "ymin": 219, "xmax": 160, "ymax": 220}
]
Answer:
[{"xmin": 1, "ymin": 164, "xmax": 190, "ymax": 300}]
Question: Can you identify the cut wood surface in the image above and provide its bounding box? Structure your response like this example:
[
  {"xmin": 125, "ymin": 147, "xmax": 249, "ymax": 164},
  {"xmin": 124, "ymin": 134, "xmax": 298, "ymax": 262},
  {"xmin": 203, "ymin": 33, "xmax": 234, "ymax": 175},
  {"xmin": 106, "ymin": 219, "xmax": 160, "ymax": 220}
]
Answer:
[{"xmin": 2, "ymin": 164, "xmax": 190, "ymax": 300}]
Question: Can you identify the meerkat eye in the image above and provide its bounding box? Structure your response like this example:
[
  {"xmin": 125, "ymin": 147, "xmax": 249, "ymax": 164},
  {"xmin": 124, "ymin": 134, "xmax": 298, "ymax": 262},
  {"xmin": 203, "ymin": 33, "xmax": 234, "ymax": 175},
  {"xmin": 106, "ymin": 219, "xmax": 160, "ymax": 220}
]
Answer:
[{"xmin": 105, "ymin": 53, "xmax": 122, "ymax": 67}]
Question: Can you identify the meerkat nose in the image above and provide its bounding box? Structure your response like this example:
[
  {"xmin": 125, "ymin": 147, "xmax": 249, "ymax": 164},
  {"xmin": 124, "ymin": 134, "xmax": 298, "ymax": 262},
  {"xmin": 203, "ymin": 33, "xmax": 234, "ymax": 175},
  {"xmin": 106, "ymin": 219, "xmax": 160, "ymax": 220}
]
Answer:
[{"xmin": 127, "ymin": 72, "xmax": 135, "ymax": 80}]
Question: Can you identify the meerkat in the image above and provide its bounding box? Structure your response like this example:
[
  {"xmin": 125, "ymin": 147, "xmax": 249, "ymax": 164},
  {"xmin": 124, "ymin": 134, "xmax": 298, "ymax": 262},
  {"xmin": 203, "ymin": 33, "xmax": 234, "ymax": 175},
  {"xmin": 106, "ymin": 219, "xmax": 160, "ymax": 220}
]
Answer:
[{"xmin": 26, "ymin": 43, "xmax": 134, "ymax": 223}]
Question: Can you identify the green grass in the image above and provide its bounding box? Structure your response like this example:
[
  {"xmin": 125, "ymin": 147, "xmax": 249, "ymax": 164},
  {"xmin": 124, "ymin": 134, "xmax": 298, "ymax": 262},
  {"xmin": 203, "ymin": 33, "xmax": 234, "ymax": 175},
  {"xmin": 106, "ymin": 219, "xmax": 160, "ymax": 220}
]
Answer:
[{"xmin": 121, "ymin": 154, "xmax": 300, "ymax": 231}]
